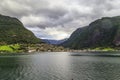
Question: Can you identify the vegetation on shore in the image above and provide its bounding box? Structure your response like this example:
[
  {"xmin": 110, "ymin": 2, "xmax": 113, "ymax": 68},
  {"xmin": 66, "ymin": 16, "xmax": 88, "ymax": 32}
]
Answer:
[
  {"xmin": 0, "ymin": 44, "xmax": 23, "ymax": 53},
  {"xmin": 70, "ymin": 47, "xmax": 120, "ymax": 53},
  {"xmin": 0, "ymin": 43, "xmax": 69, "ymax": 53},
  {"xmin": 0, "ymin": 43, "xmax": 119, "ymax": 53}
]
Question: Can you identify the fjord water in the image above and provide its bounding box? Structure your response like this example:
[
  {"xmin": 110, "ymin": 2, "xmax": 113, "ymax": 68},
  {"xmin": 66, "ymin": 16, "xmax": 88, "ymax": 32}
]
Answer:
[{"xmin": 0, "ymin": 52, "xmax": 120, "ymax": 80}]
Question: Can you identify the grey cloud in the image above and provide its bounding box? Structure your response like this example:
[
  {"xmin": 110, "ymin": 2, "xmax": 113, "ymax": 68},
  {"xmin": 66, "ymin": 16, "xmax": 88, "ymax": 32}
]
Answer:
[
  {"xmin": 37, "ymin": 7, "xmax": 69, "ymax": 19},
  {"xmin": 76, "ymin": 0, "xmax": 115, "ymax": 19},
  {"xmin": 0, "ymin": 0, "xmax": 49, "ymax": 18}
]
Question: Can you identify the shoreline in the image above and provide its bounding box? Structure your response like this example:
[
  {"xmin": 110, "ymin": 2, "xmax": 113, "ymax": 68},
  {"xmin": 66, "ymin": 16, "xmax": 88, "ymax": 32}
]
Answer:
[{"xmin": 0, "ymin": 50, "xmax": 120, "ymax": 56}]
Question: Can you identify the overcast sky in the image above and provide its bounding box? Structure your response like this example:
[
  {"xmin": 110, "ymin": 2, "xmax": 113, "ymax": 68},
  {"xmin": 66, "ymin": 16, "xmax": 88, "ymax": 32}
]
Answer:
[{"xmin": 0, "ymin": 0, "xmax": 120, "ymax": 40}]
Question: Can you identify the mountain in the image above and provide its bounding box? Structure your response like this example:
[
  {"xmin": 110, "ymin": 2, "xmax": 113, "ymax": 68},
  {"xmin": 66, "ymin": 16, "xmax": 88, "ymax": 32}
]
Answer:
[
  {"xmin": 0, "ymin": 14, "xmax": 41, "ymax": 44},
  {"xmin": 62, "ymin": 16, "xmax": 120, "ymax": 49},
  {"xmin": 42, "ymin": 38, "xmax": 67, "ymax": 45}
]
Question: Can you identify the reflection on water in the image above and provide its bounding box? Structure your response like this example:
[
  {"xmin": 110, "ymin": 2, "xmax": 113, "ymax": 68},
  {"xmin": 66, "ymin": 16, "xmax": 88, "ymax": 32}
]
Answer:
[{"xmin": 0, "ymin": 52, "xmax": 120, "ymax": 80}]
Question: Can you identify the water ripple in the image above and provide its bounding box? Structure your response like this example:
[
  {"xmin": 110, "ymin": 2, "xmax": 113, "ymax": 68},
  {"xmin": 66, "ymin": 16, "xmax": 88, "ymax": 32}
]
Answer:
[{"xmin": 0, "ymin": 53, "xmax": 120, "ymax": 80}]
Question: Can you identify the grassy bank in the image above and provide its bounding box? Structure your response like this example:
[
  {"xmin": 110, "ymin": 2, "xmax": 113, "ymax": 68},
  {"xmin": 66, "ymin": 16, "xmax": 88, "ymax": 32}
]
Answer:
[
  {"xmin": 0, "ymin": 44, "xmax": 119, "ymax": 54},
  {"xmin": 0, "ymin": 43, "xmax": 69, "ymax": 54},
  {"xmin": 0, "ymin": 44, "xmax": 23, "ymax": 53}
]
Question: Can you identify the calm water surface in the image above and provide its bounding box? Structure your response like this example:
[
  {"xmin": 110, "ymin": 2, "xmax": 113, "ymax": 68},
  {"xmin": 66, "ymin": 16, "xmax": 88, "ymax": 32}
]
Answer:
[{"xmin": 0, "ymin": 52, "xmax": 120, "ymax": 80}]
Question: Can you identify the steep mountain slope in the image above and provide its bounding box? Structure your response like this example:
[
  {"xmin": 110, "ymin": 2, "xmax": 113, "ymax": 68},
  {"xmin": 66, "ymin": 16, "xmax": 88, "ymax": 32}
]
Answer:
[
  {"xmin": 62, "ymin": 16, "xmax": 120, "ymax": 49},
  {"xmin": 0, "ymin": 14, "xmax": 41, "ymax": 44}
]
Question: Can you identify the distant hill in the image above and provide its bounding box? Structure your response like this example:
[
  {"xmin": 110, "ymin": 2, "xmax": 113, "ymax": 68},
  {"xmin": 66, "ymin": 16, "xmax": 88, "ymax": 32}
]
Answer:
[
  {"xmin": 42, "ymin": 38, "xmax": 67, "ymax": 45},
  {"xmin": 0, "ymin": 14, "xmax": 41, "ymax": 44},
  {"xmin": 62, "ymin": 16, "xmax": 120, "ymax": 49}
]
